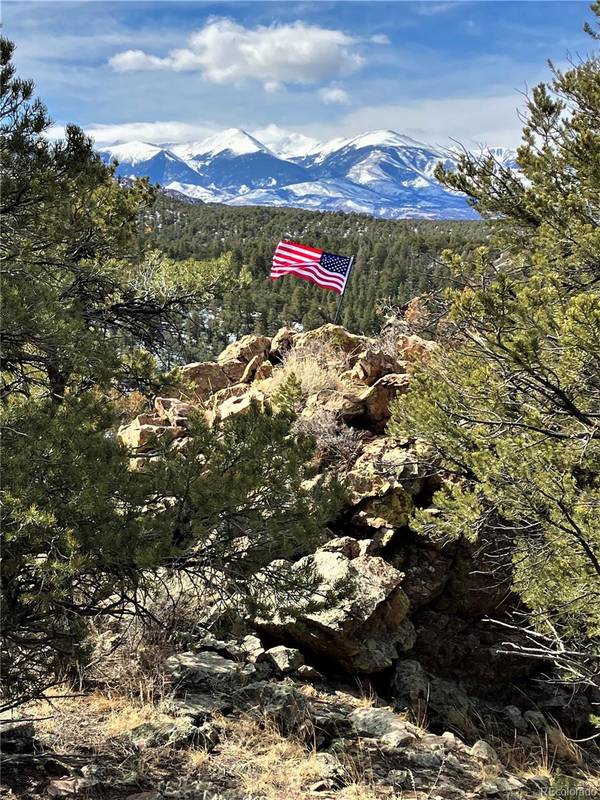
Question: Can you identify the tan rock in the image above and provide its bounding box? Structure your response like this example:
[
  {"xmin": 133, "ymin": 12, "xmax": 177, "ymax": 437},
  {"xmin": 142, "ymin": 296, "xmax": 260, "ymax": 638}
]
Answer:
[
  {"xmin": 270, "ymin": 326, "xmax": 297, "ymax": 360},
  {"xmin": 347, "ymin": 349, "xmax": 406, "ymax": 386},
  {"xmin": 347, "ymin": 438, "xmax": 426, "ymax": 504},
  {"xmin": 180, "ymin": 361, "xmax": 229, "ymax": 401},
  {"xmin": 240, "ymin": 353, "xmax": 266, "ymax": 383},
  {"xmin": 397, "ymin": 334, "xmax": 438, "ymax": 364},
  {"xmin": 217, "ymin": 389, "xmax": 266, "ymax": 422},
  {"xmin": 358, "ymin": 373, "xmax": 411, "ymax": 430},
  {"xmin": 217, "ymin": 334, "xmax": 271, "ymax": 365},
  {"xmin": 212, "ymin": 383, "xmax": 249, "ymax": 407},
  {"xmin": 154, "ymin": 397, "xmax": 194, "ymax": 426},
  {"xmin": 219, "ymin": 358, "xmax": 247, "ymax": 384},
  {"xmin": 118, "ymin": 420, "xmax": 184, "ymax": 452},
  {"xmin": 255, "ymin": 360, "xmax": 273, "ymax": 380},
  {"xmin": 293, "ymin": 324, "xmax": 372, "ymax": 362},
  {"xmin": 302, "ymin": 388, "xmax": 365, "ymax": 423}
]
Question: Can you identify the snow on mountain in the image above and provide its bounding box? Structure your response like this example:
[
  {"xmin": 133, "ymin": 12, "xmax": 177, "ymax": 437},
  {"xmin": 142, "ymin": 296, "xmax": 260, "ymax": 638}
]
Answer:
[
  {"xmin": 101, "ymin": 128, "xmax": 518, "ymax": 220},
  {"xmin": 171, "ymin": 128, "xmax": 271, "ymax": 160}
]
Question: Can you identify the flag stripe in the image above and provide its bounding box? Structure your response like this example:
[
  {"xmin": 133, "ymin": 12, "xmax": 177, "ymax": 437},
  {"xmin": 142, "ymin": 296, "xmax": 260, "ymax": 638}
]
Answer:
[
  {"xmin": 271, "ymin": 262, "xmax": 345, "ymax": 290},
  {"xmin": 278, "ymin": 240, "xmax": 323, "ymax": 257},
  {"xmin": 271, "ymin": 266, "xmax": 342, "ymax": 293}
]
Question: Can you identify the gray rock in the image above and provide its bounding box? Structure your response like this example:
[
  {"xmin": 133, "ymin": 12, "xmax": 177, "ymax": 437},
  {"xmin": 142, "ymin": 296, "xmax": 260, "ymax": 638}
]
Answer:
[
  {"xmin": 255, "ymin": 550, "xmax": 412, "ymax": 673},
  {"xmin": 470, "ymin": 739, "xmax": 500, "ymax": 765},
  {"xmin": 0, "ymin": 720, "xmax": 35, "ymax": 753},
  {"xmin": 123, "ymin": 718, "xmax": 199, "ymax": 750},
  {"xmin": 295, "ymin": 664, "xmax": 324, "ymax": 682},
  {"xmin": 503, "ymin": 704, "xmax": 527, "ymax": 732},
  {"xmin": 391, "ymin": 659, "xmax": 474, "ymax": 725},
  {"xmin": 523, "ymin": 710, "xmax": 547, "ymax": 730},
  {"xmin": 231, "ymin": 681, "xmax": 313, "ymax": 737},
  {"xmin": 164, "ymin": 651, "xmax": 255, "ymax": 691},
  {"xmin": 162, "ymin": 692, "xmax": 232, "ymax": 723},
  {"xmin": 407, "ymin": 750, "xmax": 443, "ymax": 768},
  {"xmin": 240, "ymin": 634, "xmax": 264, "ymax": 662},
  {"xmin": 261, "ymin": 645, "xmax": 304, "ymax": 674},
  {"xmin": 348, "ymin": 707, "xmax": 418, "ymax": 747}
]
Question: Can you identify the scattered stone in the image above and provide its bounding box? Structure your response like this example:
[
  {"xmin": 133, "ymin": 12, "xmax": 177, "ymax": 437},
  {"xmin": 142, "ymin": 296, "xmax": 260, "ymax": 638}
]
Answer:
[
  {"xmin": 295, "ymin": 664, "xmax": 324, "ymax": 682},
  {"xmin": 232, "ymin": 681, "xmax": 313, "ymax": 736},
  {"xmin": 164, "ymin": 651, "xmax": 255, "ymax": 691},
  {"xmin": 348, "ymin": 707, "xmax": 418, "ymax": 747},
  {"xmin": 261, "ymin": 645, "xmax": 304, "ymax": 674},
  {"xmin": 470, "ymin": 739, "xmax": 500, "ymax": 765},
  {"xmin": 0, "ymin": 720, "xmax": 35, "ymax": 753}
]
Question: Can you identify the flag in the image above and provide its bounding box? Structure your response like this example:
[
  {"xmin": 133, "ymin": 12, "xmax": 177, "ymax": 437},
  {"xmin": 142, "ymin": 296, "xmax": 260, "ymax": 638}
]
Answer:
[{"xmin": 271, "ymin": 240, "xmax": 353, "ymax": 295}]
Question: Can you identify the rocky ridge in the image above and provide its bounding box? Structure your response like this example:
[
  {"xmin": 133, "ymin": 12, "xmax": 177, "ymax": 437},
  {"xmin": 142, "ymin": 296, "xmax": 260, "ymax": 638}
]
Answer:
[{"xmin": 116, "ymin": 324, "xmax": 590, "ymax": 733}]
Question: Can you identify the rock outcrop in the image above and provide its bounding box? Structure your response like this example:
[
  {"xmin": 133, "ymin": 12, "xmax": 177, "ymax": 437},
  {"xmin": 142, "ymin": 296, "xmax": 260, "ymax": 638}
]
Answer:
[{"xmin": 114, "ymin": 324, "xmax": 573, "ymax": 734}]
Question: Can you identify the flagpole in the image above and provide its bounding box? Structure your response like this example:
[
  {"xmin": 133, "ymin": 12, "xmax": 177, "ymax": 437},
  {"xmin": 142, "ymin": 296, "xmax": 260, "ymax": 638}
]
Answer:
[{"xmin": 333, "ymin": 255, "xmax": 354, "ymax": 325}]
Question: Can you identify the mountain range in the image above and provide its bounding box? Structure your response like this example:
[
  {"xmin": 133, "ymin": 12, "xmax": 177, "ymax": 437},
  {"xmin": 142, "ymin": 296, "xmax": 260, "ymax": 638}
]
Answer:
[{"xmin": 99, "ymin": 128, "xmax": 517, "ymax": 220}]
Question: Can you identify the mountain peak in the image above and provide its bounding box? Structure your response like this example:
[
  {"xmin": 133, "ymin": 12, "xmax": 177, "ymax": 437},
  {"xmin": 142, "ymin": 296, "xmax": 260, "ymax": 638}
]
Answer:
[
  {"xmin": 101, "ymin": 140, "xmax": 167, "ymax": 164},
  {"xmin": 173, "ymin": 128, "xmax": 273, "ymax": 160}
]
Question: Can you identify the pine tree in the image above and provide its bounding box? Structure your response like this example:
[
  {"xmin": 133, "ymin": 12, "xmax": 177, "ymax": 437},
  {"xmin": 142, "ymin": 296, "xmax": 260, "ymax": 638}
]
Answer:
[
  {"xmin": 0, "ymin": 40, "xmax": 341, "ymax": 708},
  {"xmin": 389, "ymin": 7, "xmax": 600, "ymax": 691}
]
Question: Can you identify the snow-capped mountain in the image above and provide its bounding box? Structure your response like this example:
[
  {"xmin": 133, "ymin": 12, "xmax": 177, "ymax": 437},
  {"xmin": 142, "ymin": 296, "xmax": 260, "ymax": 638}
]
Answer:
[{"xmin": 98, "ymin": 128, "xmax": 517, "ymax": 220}]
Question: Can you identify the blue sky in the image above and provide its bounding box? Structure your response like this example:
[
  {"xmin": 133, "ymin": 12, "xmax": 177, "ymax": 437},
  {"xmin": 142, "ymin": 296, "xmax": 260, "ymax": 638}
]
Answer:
[{"xmin": 3, "ymin": 1, "xmax": 594, "ymax": 149}]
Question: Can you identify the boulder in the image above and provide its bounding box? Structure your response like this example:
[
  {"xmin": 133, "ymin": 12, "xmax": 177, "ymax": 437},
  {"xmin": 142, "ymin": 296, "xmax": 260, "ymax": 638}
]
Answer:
[
  {"xmin": 260, "ymin": 645, "xmax": 304, "ymax": 674},
  {"xmin": 231, "ymin": 681, "xmax": 313, "ymax": 736},
  {"xmin": 219, "ymin": 358, "xmax": 247, "ymax": 384},
  {"xmin": 240, "ymin": 353, "xmax": 266, "ymax": 383},
  {"xmin": 391, "ymin": 659, "xmax": 474, "ymax": 725},
  {"xmin": 217, "ymin": 334, "xmax": 271, "ymax": 365},
  {"xmin": 358, "ymin": 373, "xmax": 411, "ymax": 429},
  {"xmin": 216, "ymin": 389, "xmax": 266, "ymax": 422},
  {"xmin": 255, "ymin": 360, "xmax": 273, "ymax": 380},
  {"xmin": 270, "ymin": 326, "xmax": 297, "ymax": 361},
  {"xmin": 154, "ymin": 397, "xmax": 194, "ymax": 427},
  {"xmin": 255, "ymin": 549, "xmax": 413, "ymax": 673},
  {"xmin": 346, "ymin": 349, "xmax": 406, "ymax": 386},
  {"xmin": 348, "ymin": 707, "xmax": 419, "ymax": 747},
  {"xmin": 302, "ymin": 388, "xmax": 365, "ymax": 424},
  {"xmin": 164, "ymin": 651, "xmax": 255, "ymax": 691},
  {"xmin": 117, "ymin": 420, "xmax": 183, "ymax": 451},
  {"xmin": 319, "ymin": 536, "xmax": 361, "ymax": 559},
  {"xmin": 397, "ymin": 334, "xmax": 438, "ymax": 364},
  {"xmin": 293, "ymin": 325, "xmax": 371, "ymax": 361},
  {"xmin": 181, "ymin": 361, "xmax": 230, "ymax": 401},
  {"xmin": 347, "ymin": 438, "xmax": 426, "ymax": 505},
  {"xmin": 239, "ymin": 634, "xmax": 265, "ymax": 663}
]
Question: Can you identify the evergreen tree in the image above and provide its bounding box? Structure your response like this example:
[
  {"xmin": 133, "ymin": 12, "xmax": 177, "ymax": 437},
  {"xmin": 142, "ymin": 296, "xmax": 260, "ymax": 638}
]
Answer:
[
  {"xmin": 389, "ymin": 7, "xmax": 600, "ymax": 691},
  {"xmin": 0, "ymin": 40, "xmax": 341, "ymax": 708}
]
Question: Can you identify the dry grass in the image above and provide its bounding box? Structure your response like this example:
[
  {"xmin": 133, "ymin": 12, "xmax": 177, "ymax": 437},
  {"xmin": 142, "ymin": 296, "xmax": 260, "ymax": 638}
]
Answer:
[
  {"xmin": 211, "ymin": 715, "xmax": 323, "ymax": 800},
  {"xmin": 265, "ymin": 341, "xmax": 351, "ymax": 402}
]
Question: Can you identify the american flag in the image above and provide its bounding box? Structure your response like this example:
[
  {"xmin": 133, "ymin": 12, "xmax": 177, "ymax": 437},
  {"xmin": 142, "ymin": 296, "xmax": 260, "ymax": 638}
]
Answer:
[{"xmin": 271, "ymin": 240, "xmax": 354, "ymax": 295}]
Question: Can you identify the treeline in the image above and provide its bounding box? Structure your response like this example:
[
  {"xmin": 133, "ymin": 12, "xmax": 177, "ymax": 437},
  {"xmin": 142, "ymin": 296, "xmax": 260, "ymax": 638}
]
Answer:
[{"xmin": 143, "ymin": 201, "xmax": 486, "ymax": 359}]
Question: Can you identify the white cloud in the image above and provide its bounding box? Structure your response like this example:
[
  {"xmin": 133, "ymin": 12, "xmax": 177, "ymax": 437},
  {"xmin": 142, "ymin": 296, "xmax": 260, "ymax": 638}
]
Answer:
[
  {"xmin": 300, "ymin": 93, "xmax": 525, "ymax": 149},
  {"xmin": 109, "ymin": 18, "xmax": 368, "ymax": 90},
  {"xmin": 319, "ymin": 86, "xmax": 351, "ymax": 105},
  {"xmin": 250, "ymin": 124, "xmax": 321, "ymax": 158},
  {"xmin": 48, "ymin": 120, "xmax": 217, "ymax": 146},
  {"xmin": 370, "ymin": 34, "xmax": 391, "ymax": 45}
]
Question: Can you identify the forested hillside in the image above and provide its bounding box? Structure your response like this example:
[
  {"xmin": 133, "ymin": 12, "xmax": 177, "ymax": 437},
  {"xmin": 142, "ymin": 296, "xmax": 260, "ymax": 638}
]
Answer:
[{"xmin": 144, "ymin": 200, "xmax": 486, "ymax": 359}]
